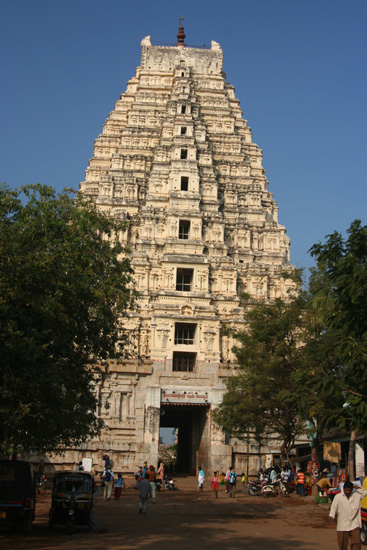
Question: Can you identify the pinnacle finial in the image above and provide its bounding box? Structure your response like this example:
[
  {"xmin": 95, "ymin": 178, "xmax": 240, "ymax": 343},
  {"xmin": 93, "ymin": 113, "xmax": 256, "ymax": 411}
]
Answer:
[{"xmin": 177, "ymin": 17, "xmax": 186, "ymax": 47}]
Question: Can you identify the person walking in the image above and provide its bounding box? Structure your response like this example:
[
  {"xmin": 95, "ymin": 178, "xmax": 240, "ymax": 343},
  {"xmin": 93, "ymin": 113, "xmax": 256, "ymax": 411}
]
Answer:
[
  {"xmin": 225, "ymin": 467, "xmax": 231, "ymax": 494},
  {"xmin": 198, "ymin": 466, "xmax": 205, "ymax": 492},
  {"xmin": 229, "ymin": 468, "xmax": 237, "ymax": 498},
  {"xmin": 329, "ymin": 480, "xmax": 367, "ymax": 550},
  {"xmin": 114, "ymin": 473, "xmax": 123, "ymax": 500},
  {"xmin": 241, "ymin": 472, "xmax": 247, "ymax": 495},
  {"xmin": 296, "ymin": 469, "xmax": 305, "ymax": 497},
  {"xmin": 101, "ymin": 466, "xmax": 114, "ymax": 501},
  {"xmin": 37, "ymin": 459, "xmax": 45, "ymax": 491},
  {"xmin": 281, "ymin": 466, "xmax": 291, "ymax": 494},
  {"xmin": 158, "ymin": 460, "xmax": 165, "ymax": 487},
  {"xmin": 211, "ymin": 471, "xmax": 219, "ymax": 499},
  {"xmin": 137, "ymin": 473, "xmax": 152, "ymax": 514},
  {"xmin": 89, "ymin": 485, "xmax": 108, "ymax": 534},
  {"xmin": 147, "ymin": 465, "xmax": 157, "ymax": 503}
]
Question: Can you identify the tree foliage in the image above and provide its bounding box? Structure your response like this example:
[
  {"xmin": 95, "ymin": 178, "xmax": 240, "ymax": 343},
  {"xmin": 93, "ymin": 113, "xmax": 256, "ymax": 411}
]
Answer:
[
  {"xmin": 308, "ymin": 219, "xmax": 367, "ymax": 434},
  {"xmin": 214, "ymin": 220, "xmax": 367, "ymax": 469},
  {"xmin": 0, "ymin": 184, "xmax": 134, "ymax": 455},
  {"xmin": 213, "ymin": 290, "xmax": 308, "ymax": 460}
]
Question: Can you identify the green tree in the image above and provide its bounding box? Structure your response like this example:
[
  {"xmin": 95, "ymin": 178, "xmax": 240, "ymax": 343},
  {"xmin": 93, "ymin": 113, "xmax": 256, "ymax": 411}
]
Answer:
[
  {"xmin": 292, "ymin": 323, "xmax": 346, "ymax": 462},
  {"xmin": 308, "ymin": 219, "xmax": 367, "ymax": 474},
  {"xmin": 213, "ymin": 291, "xmax": 308, "ymax": 464},
  {"xmin": 0, "ymin": 183, "xmax": 133, "ymax": 456}
]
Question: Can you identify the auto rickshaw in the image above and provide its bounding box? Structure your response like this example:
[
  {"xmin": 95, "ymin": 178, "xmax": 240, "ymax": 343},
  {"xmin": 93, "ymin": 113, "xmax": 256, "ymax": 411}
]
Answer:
[
  {"xmin": 49, "ymin": 471, "xmax": 94, "ymax": 534},
  {"xmin": 0, "ymin": 460, "xmax": 36, "ymax": 533}
]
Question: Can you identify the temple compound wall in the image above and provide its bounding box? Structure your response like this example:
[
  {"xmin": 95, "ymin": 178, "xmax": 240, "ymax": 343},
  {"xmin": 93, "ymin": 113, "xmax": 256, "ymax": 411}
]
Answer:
[{"xmin": 57, "ymin": 33, "xmax": 299, "ymax": 474}]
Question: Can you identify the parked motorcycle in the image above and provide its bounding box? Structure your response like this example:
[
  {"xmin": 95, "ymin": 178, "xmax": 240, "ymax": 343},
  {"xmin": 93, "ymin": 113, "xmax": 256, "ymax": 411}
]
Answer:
[
  {"xmin": 248, "ymin": 480, "xmax": 264, "ymax": 496},
  {"xmin": 248, "ymin": 476, "xmax": 280, "ymax": 497},
  {"xmin": 163, "ymin": 479, "xmax": 176, "ymax": 490},
  {"xmin": 261, "ymin": 480, "xmax": 279, "ymax": 497},
  {"xmin": 361, "ymin": 523, "xmax": 367, "ymax": 546},
  {"xmin": 37, "ymin": 474, "xmax": 47, "ymax": 494}
]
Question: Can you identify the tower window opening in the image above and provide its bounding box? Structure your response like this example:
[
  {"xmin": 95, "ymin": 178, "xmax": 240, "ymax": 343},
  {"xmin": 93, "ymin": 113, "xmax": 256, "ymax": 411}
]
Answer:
[
  {"xmin": 175, "ymin": 323, "xmax": 196, "ymax": 345},
  {"xmin": 181, "ymin": 126, "xmax": 187, "ymax": 135},
  {"xmin": 176, "ymin": 268, "xmax": 193, "ymax": 291},
  {"xmin": 179, "ymin": 220, "xmax": 190, "ymax": 239},
  {"xmin": 173, "ymin": 352, "xmax": 196, "ymax": 372},
  {"xmin": 180, "ymin": 149, "xmax": 188, "ymax": 160},
  {"xmin": 181, "ymin": 105, "xmax": 186, "ymax": 114},
  {"xmin": 180, "ymin": 176, "xmax": 189, "ymax": 191}
]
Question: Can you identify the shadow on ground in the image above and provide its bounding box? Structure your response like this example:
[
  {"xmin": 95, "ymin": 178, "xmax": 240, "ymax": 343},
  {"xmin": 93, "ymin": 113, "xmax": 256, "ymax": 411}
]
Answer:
[{"xmin": 0, "ymin": 478, "xmax": 334, "ymax": 550}]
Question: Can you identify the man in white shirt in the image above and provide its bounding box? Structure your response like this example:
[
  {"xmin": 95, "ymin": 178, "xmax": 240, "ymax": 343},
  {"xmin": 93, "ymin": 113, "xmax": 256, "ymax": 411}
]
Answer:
[
  {"xmin": 329, "ymin": 480, "xmax": 367, "ymax": 550},
  {"xmin": 280, "ymin": 466, "xmax": 291, "ymax": 493}
]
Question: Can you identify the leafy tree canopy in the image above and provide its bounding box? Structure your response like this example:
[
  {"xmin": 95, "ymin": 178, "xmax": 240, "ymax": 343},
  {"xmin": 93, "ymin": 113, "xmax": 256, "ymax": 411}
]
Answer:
[
  {"xmin": 0, "ymin": 183, "xmax": 134, "ymax": 455},
  {"xmin": 213, "ymin": 289, "xmax": 308, "ymax": 461},
  {"xmin": 215, "ymin": 221, "xmax": 367, "ymax": 466},
  {"xmin": 308, "ymin": 219, "xmax": 367, "ymax": 433}
]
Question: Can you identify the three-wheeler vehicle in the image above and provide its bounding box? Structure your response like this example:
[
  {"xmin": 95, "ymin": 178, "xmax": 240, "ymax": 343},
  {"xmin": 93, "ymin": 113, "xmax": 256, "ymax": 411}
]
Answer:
[
  {"xmin": 49, "ymin": 470, "xmax": 94, "ymax": 534},
  {"xmin": 0, "ymin": 460, "xmax": 36, "ymax": 533}
]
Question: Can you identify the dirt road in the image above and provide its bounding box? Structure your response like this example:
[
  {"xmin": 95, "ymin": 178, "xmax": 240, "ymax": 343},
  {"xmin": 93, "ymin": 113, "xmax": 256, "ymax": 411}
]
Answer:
[{"xmin": 0, "ymin": 476, "xmax": 338, "ymax": 549}]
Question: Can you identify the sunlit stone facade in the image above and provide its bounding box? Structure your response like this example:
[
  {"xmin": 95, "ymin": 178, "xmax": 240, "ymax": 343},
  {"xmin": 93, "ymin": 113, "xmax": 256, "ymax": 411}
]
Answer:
[{"xmin": 73, "ymin": 32, "xmax": 295, "ymax": 474}]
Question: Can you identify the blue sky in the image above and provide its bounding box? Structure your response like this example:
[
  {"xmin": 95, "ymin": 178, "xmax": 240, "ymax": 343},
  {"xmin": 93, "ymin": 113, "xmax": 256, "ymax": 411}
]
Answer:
[{"xmin": 1, "ymin": 0, "xmax": 366, "ymax": 271}]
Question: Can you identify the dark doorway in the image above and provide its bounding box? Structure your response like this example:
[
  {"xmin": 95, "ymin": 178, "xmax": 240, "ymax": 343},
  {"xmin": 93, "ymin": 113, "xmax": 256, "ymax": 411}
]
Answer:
[{"xmin": 159, "ymin": 404, "xmax": 210, "ymax": 474}]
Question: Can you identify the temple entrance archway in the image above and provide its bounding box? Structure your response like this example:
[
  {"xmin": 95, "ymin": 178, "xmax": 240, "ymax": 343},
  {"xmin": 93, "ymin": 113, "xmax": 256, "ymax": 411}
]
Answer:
[{"xmin": 159, "ymin": 404, "xmax": 210, "ymax": 474}]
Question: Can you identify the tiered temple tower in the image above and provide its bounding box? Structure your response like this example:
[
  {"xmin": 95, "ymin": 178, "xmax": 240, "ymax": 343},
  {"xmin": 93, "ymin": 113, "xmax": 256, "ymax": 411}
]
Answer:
[{"xmin": 76, "ymin": 27, "xmax": 295, "ymax": 474}]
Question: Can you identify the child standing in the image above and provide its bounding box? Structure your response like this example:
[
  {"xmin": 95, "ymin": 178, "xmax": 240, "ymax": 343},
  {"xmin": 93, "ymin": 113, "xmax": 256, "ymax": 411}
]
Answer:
[
  {"xmin": 211, "ymin": 471, "xmax": 219, "ymax": 499},
  {"xmin": 241, "ymin": 472, "xmax": 247, "ymax": 495},
  {"xmin": 114, "ymin": 473, "xmax": 123, "ymax": 500}
]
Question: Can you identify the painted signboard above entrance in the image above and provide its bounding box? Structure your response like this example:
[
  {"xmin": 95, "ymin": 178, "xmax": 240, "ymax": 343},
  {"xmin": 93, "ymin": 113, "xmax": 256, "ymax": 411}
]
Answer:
[{"xmin": 161, "ymin": 389, "xmax": 209, "ymax": 404}]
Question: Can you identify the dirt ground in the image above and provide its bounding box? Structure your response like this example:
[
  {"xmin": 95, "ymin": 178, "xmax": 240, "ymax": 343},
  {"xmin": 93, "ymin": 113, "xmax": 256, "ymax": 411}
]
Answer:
[{"xmin": 0, "ymin": 476, "xmax": 339, "ymax": 550}]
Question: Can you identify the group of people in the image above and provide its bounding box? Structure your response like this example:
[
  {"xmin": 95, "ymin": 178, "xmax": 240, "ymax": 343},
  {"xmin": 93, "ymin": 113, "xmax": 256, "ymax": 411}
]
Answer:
[
  {"xmin": 134, "ymin": 459, "xmax": 172, "ymax": 514},
  {"xmin": 197, "ymin": 466, "xmax": 248, "ymax": 499},
  {"xmin": 197, "ymin": 464, "xmax": 329, "ymax": 500},
  {"xmin": 85, "ymin": 453, "xmax": 367, "ymax": 549},
  {"xmin": 100, "ymin": 467, "xmax": 125, "ymax": 501},
  {"xmin": 84, "ymin": 454, "xmax": 367, "ymax": 550},
  {"xmin": 258, "ymin": 465, "xmax": 311, "ymax": 496},
  {"xmin": 98, "ymin": 457, "xmax": 176, "ymax": 514},
  {"xmin": 96, "ymin": 455, "xmax": 125, "ymax": 501},
  {"xmin": 95, "ymin": 458, "xmax": 162, "ymax": 514}
]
